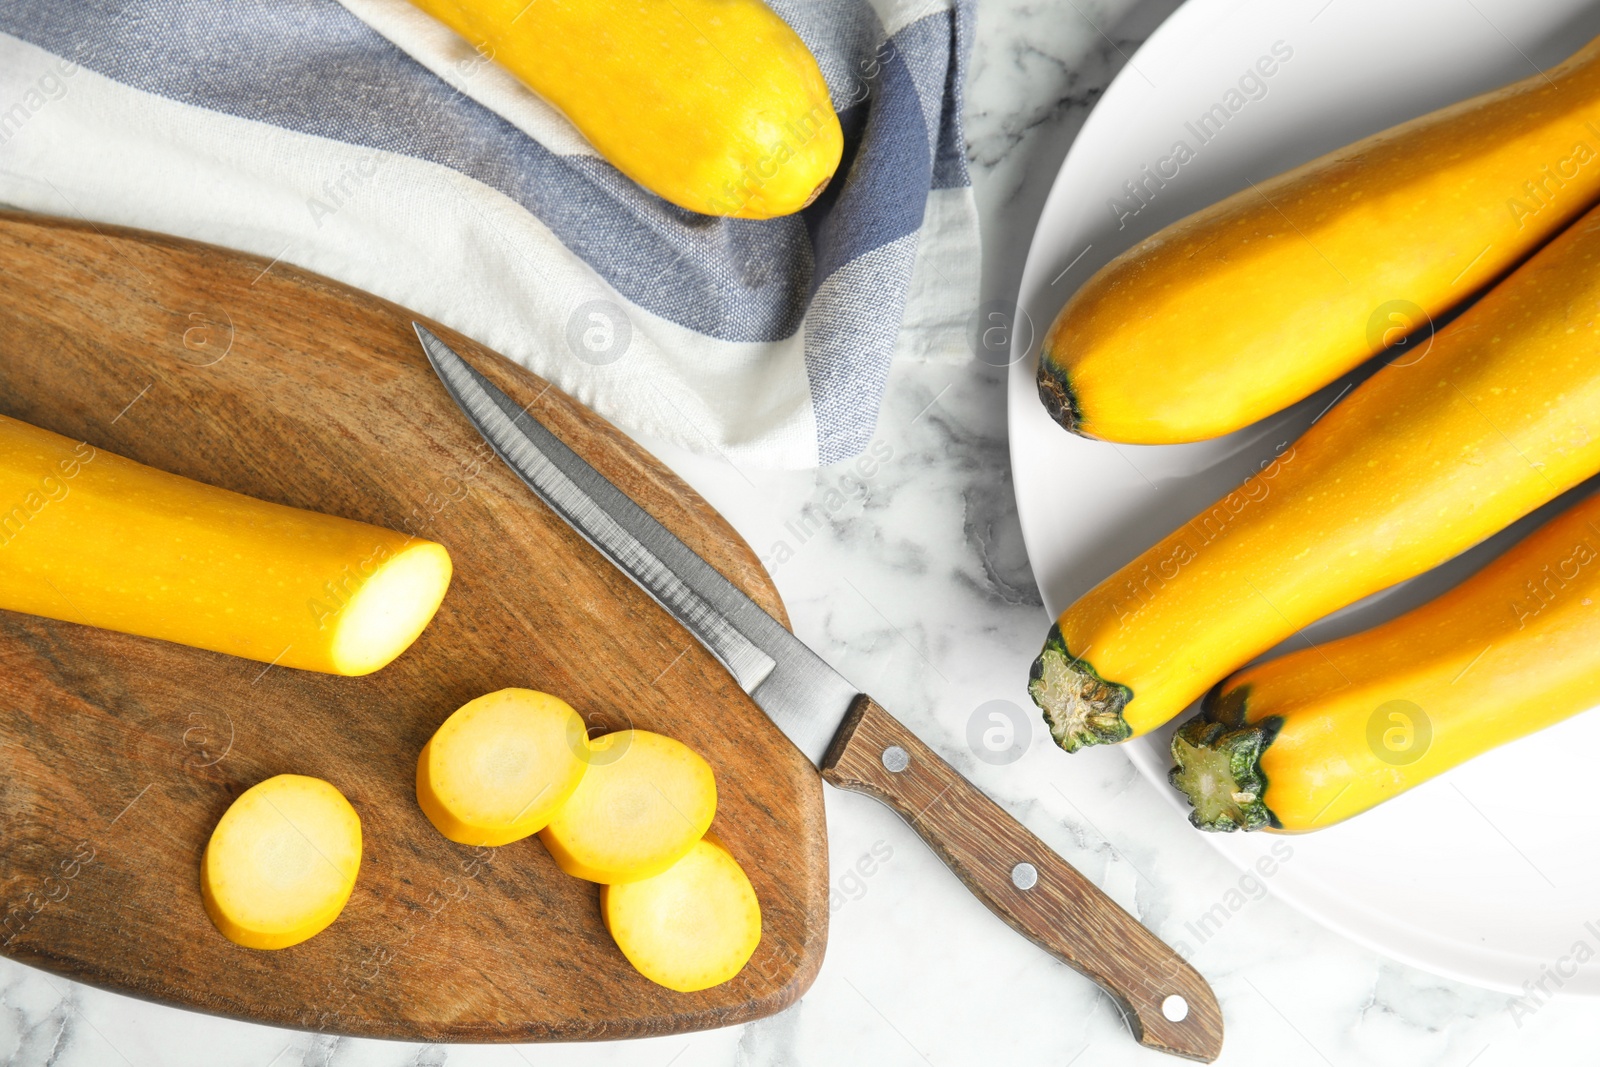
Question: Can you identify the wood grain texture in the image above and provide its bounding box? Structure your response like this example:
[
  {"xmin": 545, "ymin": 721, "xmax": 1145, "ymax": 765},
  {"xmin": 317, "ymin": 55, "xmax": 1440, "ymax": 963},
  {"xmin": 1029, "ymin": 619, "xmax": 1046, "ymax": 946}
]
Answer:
[
  {"xmin": 0, "ymin": 212, "xmax": 827, "ymax": 1040},
  {"xmin": 821, "ymin": 695, "xmax": 1223, "ymax": 1063}
]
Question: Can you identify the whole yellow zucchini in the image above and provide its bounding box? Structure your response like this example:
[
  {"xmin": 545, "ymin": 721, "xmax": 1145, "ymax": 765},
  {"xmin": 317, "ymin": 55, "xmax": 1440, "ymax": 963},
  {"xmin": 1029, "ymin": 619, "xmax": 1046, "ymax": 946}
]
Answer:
[
  {"xmin": 1171, "ymin": 488, "xmax": 1600, "ymax": 832},
  {"xmin": 1038, "ymin": 34, "xmax": 1600, "ymax": 444},
  {"xmin": 1028, "ymin": 201, "xmax": 1600, "ymax": 752},
  {"xmin": 0, "ymin": 415, "xmax": 452, "ymax": 676},
  {"xmin": 410, "ymin": 0, "xmax": 843, "ymax": 218}
]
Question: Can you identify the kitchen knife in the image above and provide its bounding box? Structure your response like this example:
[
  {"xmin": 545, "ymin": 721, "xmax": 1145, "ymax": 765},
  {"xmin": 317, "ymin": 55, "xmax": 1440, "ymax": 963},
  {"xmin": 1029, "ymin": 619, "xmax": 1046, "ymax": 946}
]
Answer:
[{"xmin": 414, "ymin": 323, "xmax": 1223, "ymax": 1062}]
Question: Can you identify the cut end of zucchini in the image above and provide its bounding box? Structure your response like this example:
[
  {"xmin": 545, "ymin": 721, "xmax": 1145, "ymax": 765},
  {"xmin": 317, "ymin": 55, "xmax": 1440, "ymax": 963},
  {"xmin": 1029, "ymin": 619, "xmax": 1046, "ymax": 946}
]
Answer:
[
  {"xmin": 1036, "ymin": 354, "xmax": 1083, "ymax": 435},
  {"xmin": 1169, "ymin": 716, "xmax": 1279, "ymax": 832},
  {"xmin": 1027, "ymin": 624, "xmax": 1133, "ymax": 752},
  {"xmin": 201, "ymin": 774, "xmax": 362, "ymax": 950},
  {"xmin": 540, "ymin": 730, "xmax": 717, "ymax": 884},
  {"xmin": 329, "ymin": 540, "xmax": 453, "ymax": 676},
  {"xmin": 417, "ymin": 688, "xmax": 591, "ymax": 847},
  {"xmin": 601, "ymin": 833, "xmax": 762, "ymax": 993}
]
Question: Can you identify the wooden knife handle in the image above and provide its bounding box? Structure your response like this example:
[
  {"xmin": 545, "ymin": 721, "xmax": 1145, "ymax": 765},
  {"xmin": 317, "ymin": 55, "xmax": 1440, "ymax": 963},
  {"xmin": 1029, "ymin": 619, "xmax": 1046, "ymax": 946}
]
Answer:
[{"xmin": 820, "ymin": 695, "xmax": 1224, "ymax": 1063}]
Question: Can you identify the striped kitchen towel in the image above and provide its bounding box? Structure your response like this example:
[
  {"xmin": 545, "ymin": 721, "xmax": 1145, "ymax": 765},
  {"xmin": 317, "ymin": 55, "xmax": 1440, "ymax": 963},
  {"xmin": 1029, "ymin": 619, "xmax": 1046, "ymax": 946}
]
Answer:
[{"xmin": 0, "ymin": 0, "xmax": 978, "ymax": 467}]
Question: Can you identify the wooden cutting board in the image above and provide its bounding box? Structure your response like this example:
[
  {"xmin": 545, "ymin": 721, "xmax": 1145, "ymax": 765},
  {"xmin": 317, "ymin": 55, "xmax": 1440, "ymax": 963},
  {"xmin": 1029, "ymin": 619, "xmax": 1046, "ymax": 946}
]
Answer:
[{"xmin": 0, "ymin": 213, "xmax": 828, "ymax": 1040}]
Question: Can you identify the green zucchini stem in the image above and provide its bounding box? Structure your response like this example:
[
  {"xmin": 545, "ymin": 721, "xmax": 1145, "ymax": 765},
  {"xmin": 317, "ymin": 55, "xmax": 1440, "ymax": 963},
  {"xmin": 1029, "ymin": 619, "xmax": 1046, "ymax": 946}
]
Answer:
[
  {"xmin": 1169, "ymin": 715, "xmax": 1280, "ymax": 832},
  {"xmin": 1027, "ymin": 624, "xmax": 1133, "ymax": 752}
]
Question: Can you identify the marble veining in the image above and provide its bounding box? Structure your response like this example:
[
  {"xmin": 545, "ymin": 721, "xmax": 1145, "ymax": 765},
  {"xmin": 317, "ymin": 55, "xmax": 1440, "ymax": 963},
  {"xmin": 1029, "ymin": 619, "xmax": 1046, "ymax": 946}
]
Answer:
[{"xmin": 2, "ymin": 0, "xmax": 1595, "ymax": 1063}]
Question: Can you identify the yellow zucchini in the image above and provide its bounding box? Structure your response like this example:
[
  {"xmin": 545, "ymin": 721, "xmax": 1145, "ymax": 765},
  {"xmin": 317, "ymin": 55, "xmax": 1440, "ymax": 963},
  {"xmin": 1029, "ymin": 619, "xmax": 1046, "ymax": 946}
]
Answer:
[
  {"xmin": 0, "ymin": 415, "xmax": 452, "ymax": 676},
  {"xmin": 539, "ymin": 730, "xmax": 716, "ymax": 883},
  {"xmin": 1171, "ymin": 488, "xmax": 1600, "ymax": 832},
  {"xmin": 407, "ymin": 0, "xmax": 842, "ymax": 218},
  {"xmin": 416, "ymin": 688, "xmax": 591, "ymax": 846},
  {"xmin": 1028, "ymin": 202, "xmax": 1600, "ymax": 752},
  {"xmin": 201, "ymin": 775, "xmax": 362, "ymax": 949},
  {"xmin": 1038, "ymin": 35, "xmax": 1600, "ymax": 444},
  {"xmin": 601, "ymin": 833, "xmax": 761, "ymax": 992}
]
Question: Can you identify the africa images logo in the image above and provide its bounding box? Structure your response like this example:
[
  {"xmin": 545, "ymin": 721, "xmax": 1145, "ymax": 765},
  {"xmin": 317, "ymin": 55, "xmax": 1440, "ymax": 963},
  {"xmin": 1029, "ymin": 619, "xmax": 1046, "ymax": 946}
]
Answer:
[{"xmin": 1107, "ymin": 41, "xmax": 1295, "ymax": 230}]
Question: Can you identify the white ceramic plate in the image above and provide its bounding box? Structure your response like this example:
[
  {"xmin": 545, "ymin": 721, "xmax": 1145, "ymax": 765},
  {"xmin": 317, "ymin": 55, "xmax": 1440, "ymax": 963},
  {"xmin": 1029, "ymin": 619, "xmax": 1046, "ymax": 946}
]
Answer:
[{"xmin": 1007, "ymin": 0, "xmax": 1600, "ymax": 995}]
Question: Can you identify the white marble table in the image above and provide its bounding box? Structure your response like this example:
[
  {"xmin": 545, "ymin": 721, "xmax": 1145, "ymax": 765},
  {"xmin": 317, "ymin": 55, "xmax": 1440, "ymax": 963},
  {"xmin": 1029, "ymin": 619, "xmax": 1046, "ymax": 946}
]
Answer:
[{"xmin": 3, "ymin": 1, "xmax": 1593, "ymax": 1064}]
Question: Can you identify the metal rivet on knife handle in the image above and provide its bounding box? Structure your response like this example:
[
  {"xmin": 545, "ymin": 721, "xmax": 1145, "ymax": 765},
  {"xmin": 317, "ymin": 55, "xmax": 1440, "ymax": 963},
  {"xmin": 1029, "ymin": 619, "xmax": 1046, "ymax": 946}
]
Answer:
[
  {"xmin": 881, "ymin": 745, "xmax": 909, "ymax": 772},
  {"xmin": 1011, "ymin": 862, "xmax": 1038, "ymax": 890}
]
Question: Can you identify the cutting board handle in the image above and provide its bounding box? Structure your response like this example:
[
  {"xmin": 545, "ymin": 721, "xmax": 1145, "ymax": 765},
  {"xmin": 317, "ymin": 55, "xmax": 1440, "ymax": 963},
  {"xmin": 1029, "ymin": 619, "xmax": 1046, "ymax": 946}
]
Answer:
[{"xmin": 820, "ymin": 695, "xmax": 1223, "ymax": 1063}]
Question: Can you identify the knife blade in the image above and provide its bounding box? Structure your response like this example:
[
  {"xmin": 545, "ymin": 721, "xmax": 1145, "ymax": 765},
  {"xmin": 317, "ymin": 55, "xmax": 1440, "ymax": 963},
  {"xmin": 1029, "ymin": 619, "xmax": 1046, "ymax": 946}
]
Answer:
[{"xmin": 415, "ymin": 323, "xmax": 1223, "ymax": 1062}]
